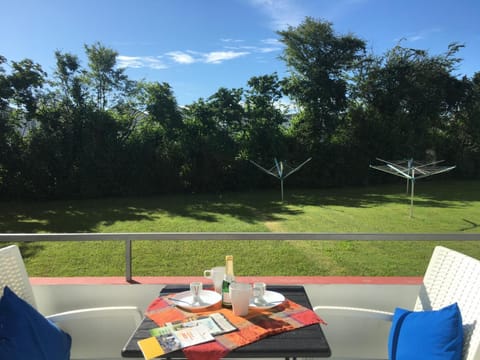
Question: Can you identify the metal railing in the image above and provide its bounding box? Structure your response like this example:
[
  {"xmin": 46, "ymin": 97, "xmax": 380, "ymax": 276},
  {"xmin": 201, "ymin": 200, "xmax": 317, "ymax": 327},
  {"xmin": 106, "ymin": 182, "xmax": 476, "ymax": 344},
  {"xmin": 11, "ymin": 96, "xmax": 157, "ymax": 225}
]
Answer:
[{"xmin": 1, "ymin": 232, "xmax": 479, "ymax": 281}]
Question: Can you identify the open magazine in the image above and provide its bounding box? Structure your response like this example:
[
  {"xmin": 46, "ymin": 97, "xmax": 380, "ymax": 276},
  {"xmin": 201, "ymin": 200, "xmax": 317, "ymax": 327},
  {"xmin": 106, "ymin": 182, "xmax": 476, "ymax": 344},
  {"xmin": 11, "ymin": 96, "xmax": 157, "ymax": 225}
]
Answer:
[{"xmin": 137, "ymin": 313, "xmax": 237, "ymax": 359}]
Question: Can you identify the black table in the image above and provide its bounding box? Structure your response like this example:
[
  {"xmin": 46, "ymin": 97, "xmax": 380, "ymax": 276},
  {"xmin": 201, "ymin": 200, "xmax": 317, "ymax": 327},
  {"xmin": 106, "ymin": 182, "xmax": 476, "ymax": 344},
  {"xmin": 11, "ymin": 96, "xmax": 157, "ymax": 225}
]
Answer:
[{"xmin": 122, "ymin": 284, "xmax": 331, "ymax": 359}]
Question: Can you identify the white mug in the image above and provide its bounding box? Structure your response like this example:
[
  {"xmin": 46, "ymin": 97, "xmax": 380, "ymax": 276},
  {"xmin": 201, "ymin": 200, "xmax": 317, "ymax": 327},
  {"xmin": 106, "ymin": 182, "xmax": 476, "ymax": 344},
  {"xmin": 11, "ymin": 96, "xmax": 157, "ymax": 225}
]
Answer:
[{"xmin": 203, "ymin": 266, "xmax": 225, "ymax": 293}]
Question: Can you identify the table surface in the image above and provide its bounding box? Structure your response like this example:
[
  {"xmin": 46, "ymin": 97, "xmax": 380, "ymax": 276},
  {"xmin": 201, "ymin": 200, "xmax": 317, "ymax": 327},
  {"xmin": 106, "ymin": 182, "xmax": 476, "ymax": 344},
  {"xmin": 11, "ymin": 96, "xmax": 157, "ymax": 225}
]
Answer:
[{"xmin": 121, "ymin": 284, "xmax": 331, "ymax": 359}]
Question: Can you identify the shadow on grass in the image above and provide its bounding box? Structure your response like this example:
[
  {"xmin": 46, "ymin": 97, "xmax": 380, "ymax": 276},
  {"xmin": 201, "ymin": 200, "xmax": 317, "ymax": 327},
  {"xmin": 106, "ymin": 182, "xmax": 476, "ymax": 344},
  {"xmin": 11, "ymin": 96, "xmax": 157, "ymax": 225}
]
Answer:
[
  {"xmin": 0, "ymin": 180, "xmax": 478, "ymax": 234},
  {"xmin": 18, "ymin": 242, "xmax": 45, "ymax": 259},
  {"xmin": 289, "ymin": 179, "xmax": 480, "ymax": 208}
]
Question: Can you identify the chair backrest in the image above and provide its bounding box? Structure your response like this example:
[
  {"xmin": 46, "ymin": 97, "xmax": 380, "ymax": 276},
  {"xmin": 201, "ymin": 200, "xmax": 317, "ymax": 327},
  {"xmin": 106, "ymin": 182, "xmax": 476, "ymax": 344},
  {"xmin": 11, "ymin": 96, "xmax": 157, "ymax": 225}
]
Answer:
[
  {"xmin": 0, "ymin": 244, "xmax": 37, "ymax": 308},
  {"xmin": 414, "ymin": 246, "xmax": 480, "ymax": 360}
]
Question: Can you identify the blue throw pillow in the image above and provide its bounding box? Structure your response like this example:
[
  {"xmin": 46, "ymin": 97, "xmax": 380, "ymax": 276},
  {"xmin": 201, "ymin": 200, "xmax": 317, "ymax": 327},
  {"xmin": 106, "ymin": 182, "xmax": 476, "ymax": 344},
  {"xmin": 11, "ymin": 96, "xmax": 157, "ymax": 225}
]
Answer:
[
  {"xmin": 0, "ymin": 286, "xmax": 71, "ymax": 360},
  {"xmin": 388, "ymin": 302, "xmax": 463, "ymax": 360}
]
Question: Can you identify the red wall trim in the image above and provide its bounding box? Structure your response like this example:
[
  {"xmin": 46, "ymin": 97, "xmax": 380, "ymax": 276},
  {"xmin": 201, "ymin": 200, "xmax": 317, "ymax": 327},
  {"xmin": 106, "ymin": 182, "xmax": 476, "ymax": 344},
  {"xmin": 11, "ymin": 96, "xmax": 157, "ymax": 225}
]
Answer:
[{"xmin": 30, "ymin": 276, "xmax": 423, "ymax": 286}]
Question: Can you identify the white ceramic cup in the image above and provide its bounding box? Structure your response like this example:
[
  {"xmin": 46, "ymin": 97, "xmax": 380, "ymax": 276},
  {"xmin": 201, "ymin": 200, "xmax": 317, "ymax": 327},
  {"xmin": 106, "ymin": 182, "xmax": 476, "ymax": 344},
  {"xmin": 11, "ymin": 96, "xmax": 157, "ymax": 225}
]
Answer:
[
  {"xmin": 229, "ymin": 282, "xmax": 252, "ymax": 316},
  {"xmin": 203, "ymin": 266, "xmax": 225, "ymax": 293}
]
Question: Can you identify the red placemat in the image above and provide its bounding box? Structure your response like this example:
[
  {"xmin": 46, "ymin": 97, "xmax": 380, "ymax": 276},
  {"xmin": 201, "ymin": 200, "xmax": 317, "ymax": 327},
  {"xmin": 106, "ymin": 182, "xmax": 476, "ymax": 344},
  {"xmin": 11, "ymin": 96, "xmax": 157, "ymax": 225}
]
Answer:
[{"xmin": 145, "ymin": 295, "xmax": 326, "ymax": 360}]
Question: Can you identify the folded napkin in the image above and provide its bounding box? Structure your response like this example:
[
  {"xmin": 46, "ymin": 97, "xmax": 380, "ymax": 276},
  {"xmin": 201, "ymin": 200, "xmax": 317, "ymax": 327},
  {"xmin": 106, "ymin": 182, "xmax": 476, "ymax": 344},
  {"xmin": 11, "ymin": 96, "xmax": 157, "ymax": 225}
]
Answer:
[{"xmin": 145, "ymin": 295, "xmax": 325, "ymax": 360}]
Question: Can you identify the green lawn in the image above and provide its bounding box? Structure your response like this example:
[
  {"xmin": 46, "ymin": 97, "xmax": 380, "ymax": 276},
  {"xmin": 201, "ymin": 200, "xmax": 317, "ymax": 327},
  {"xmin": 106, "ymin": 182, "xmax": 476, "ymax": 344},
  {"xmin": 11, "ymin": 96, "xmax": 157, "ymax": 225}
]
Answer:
[{"xmin": 1, "ymin": 179, "xmax": 479, "ymax": 277}]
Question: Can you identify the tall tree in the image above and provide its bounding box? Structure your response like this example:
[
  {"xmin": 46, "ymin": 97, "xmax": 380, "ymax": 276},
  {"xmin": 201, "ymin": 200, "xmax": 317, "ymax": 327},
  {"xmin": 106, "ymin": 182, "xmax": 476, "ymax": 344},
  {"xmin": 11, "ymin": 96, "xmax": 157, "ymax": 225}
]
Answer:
[
  {"xmin": 8, "ymin": 58, "xmax": 46, "ymax": 123},
  {"xmin": 0, "ymin": 55, "xmax": 12, "ymax": 111},
  {"xmin": 143, "ymin": 81, "xmax": 183, "ymax": 138},
  {"xmin": 0, "ymin": 56, "xmax": 46, "ymax": 197},
  {"xmin": 278, "ymin": 17, "xmax": 366, "ymax": 148},
  {"xmin": 84, "ymin": 42, "xmax": 131, "ymax": 110},
  {"xmin": 54, "ymin": 51, "xmax": 86, "ymax": 108},
  {"xmin": 446, "ymin": 72, "xmax": 480, "ymax": 177},
  {"xmin": 208, "ymin": 87, "xmax": 244, "ymax": 137},
  {"xmin": 351, "ymin": 43, "xmax": 465, "ymax": 159},
  {"xmin": 243, "ymin": 73, "xmax": 287, "ymax": 161}
]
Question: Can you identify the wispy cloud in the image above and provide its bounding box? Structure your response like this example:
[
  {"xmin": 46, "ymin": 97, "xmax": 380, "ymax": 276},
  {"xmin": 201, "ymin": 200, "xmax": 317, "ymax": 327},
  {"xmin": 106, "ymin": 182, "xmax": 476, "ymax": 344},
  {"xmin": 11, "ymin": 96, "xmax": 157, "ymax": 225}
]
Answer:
[
  {"xmin": 396, "ymin": 28, "xmax": 442, "ymax": 43},
  {"xmin": 248, "ymin": 0, "xmax": 305, "ymax": 29},
  {"xmin": 223, "ymin": 38, "xmax": 283, "ymax": 54},
  {"xmin": 117, "ymin": 55, "xmax": 167, "ymax": 69},
  {"xmin": 250, "ymin": 0, "xmax": 374, "ymax": 29},
  {"xmin": 204, "ymin": 51, "xmax": 249, "ymax": 64},
  {"xmin": 166, "ymin": 51, "xmax": 196, "ymax": 64},
  {"xmin": 262, "ymin": 38, "xmax": 281, "ymax": 46},
  {"xmin": 221, "ymin": 38, "xmax": 245, "ymax": 43},
  {"xmin": 119, "ymin": 49, "xmax": 250, "ymax": 69},
  {"xmin": 119, "ymin": 40, "xmax": 276, "ymax": 70}
]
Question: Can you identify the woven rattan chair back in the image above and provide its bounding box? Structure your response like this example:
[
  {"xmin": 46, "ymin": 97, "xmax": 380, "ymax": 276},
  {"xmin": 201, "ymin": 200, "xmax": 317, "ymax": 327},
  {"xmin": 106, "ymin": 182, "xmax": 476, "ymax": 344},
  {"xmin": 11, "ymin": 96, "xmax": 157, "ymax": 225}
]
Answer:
[
  {"xmin": 415, "ymin": 246, "xmax": 480, "ymax": 360},
  {"xmin": 0, "ymin": 244, "xmax": 37, "ymax": 308}
]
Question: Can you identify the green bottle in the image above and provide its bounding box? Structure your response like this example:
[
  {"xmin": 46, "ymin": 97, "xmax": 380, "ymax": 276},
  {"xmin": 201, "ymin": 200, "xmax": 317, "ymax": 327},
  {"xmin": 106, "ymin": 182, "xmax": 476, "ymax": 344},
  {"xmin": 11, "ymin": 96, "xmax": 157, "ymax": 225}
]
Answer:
[{"xmin": 221, "ymin": 255, "xmax": 235, "ymax": 308}]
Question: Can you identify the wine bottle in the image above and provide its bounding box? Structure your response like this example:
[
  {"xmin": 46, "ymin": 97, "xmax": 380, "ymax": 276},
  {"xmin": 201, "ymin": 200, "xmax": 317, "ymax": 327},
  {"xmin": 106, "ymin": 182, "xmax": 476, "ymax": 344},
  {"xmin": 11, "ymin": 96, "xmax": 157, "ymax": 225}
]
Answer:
[{"xmin": 221, "ymin": 255, "xmax": 235, "ymax": 307}]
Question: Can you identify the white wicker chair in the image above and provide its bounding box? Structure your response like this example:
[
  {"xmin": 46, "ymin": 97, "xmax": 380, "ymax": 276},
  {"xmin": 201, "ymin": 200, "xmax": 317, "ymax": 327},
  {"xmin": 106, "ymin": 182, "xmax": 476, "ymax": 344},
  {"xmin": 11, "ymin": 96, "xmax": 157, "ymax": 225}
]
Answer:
[
  {"xmin": 0, "ymin": 244, "xmax": 143, "ymax": 360},
  {"xmin": 314, "ymin": 246, "xmax": 480, "ymax": 360}
]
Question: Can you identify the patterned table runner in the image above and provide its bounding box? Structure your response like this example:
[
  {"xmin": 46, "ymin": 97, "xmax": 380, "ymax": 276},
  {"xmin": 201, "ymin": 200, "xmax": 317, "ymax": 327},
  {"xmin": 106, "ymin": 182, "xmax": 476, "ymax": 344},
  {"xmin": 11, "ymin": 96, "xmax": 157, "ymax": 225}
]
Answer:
[{"xmin": 145, "ymin": 294, "xmax": 326, "ymax": 360}]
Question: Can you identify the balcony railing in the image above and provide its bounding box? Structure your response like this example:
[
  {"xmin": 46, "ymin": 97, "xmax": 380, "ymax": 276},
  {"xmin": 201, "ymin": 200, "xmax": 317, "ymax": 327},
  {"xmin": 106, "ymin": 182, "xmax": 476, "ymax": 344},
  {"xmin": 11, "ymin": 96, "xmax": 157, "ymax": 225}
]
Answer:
[{"xmin": 1, "ymin": 232, "xmax": 479, "ymax": 281}]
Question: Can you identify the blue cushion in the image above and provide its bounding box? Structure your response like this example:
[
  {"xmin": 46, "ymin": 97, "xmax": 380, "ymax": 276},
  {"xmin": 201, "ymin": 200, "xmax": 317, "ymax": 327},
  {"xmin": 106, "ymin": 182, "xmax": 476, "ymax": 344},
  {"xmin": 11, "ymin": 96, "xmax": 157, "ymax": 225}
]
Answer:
[
  {"xmin": 388, "ymin": 302, "xmax": 463, "ymax": 360},
  {"xmin": 0, "ymin": 286, "xmax": 71, "ymax": 360}
]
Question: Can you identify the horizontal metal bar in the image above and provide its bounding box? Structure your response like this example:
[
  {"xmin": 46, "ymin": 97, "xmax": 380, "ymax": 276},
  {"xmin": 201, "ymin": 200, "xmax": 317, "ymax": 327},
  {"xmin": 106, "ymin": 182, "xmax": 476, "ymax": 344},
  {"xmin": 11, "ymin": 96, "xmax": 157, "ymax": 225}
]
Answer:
[
  {"xmin": 1, "ymin": 232, "xmax": 480, "ymax": 242},
  {"xmin": 2, "ymin": 232, "xmax": 479, "ymax": 281}
]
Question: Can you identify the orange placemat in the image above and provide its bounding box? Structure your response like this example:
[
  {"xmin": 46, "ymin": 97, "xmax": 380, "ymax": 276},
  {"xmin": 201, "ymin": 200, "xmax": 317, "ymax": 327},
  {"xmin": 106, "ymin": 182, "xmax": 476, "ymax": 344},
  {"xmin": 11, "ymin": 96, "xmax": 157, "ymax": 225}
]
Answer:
[{"xmin": 145, "ymin": 295, "xmax": 326, "ymax": 360}]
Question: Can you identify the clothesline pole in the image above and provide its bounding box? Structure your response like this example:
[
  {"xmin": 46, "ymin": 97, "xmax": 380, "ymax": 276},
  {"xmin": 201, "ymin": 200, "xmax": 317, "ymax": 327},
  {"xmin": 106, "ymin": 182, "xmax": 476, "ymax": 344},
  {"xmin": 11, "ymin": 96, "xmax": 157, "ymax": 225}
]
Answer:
[
  {"xmin": 410, "ymin": 169, "xmax": 415, "ymax": 218},
  {"xmin": 281, "ymin": 178, "xmax": 284, "ymax": 202}
]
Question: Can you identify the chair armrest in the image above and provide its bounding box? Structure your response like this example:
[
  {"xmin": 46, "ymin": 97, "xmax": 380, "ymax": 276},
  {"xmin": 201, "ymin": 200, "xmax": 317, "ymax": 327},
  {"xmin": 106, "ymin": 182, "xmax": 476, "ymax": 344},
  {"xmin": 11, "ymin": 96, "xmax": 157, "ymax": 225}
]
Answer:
[
  {"xmin": 46, "ymin": 306, "xmax": 143, "ymax": 324},
  {"xmin": 46, "ymin": 306, "xmax": 144, "ymax": 359},
  {"xmin": 312, "ymin": 306, "xmax": 393, "ymax": 359},
  {"xmin": 313, "ymin": 305, "xmax": 393, "ymax": 322}
]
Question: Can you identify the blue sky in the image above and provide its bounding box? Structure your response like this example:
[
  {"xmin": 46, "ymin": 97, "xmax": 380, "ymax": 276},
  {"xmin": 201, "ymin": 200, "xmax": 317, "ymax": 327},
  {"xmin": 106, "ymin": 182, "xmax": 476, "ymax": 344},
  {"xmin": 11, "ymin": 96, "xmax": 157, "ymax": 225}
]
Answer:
[{"xmin": 1, "ymin": 0, "xmax": 479, "ymax": 105}]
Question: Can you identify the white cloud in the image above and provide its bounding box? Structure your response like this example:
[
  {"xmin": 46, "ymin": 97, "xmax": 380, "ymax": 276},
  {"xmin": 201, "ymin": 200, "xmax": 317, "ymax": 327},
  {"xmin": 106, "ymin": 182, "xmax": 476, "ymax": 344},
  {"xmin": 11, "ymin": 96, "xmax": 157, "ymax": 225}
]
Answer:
[
  {"xmin": 408, "ymin": 35, "xmax": 424, "ymax": 42},
  {"xmin": 117, "ymin": 55, "xmax": 167, "ymax": 70},
  {"xmin": 224, "ymin": 39, "xmax": 283, "ymax": 54},
  {"xmin": 204, "ymin": 51, "xmax": 249, "ymax": 64},
  {"xmin": 257, "ymin": 47, "xmax": 281, "ymax": 53},
  {"xmin": 117, "ymin": 55, "xmax": 144, "ymax": 68},
  {"xmin": 396, "ymin": 28, "xmax": 442, "ymax": 44},
  {"xmin": 143, "ymin": 56, "xmax": 168, "ymax": 69},
  {"xmin": 166, "ymin": 51, "xmax": 196, "ymax": 64},
  {"xmin": 119, "ymin": 48, "xmax": 252, "ymax": 69},
  {"xmin": 262, "ymin": 38, "xmax": 281, "ymax": 46},
  {"xmin": 221, "ymin": 38, "xmax": 245, "ymax": 43},
  {"xmin": 248, "ymin": 0, "xmax": 305, "ymax": 29}
]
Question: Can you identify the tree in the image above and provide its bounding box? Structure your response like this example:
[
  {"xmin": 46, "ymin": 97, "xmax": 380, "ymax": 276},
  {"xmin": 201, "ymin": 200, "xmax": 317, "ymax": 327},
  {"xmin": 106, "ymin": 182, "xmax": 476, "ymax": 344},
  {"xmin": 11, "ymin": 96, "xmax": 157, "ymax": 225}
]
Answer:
[
  {"xmin": 8, "ymin": 58, "xmax": 46, "ymax": 123},
  {"xmin": 351, "ymin": 43, "xmax": 465, "ymax": 159},
  {"xmin": 446, "ymin": 72, "xmax": 480, "ymax": 177},
  {"xmin": 54, "ymin": 51, "xmax": 86, "ymax": 108},
  {"xmin": 84, "ymin": 42, "xmax": 132, "ymax": 110},
  {"xmin": 243, "ymin": 73, "xmax": 287, "ymax": 161},
  {"xmin": 278, "ymin": 17, "xmax": 366, "ymax": 148},
  {"xmin": 207, "ymin": 87, "xmax": 244, "ymax": 137},
  {"xmin": 0, "ymin": 55, "xmax": 12, "ymax": 111},
  {"xmin": 143, "ymin": 81, "xmax": 183, "ymax": 138},
  {"xmin": 0, "ymin": 56, "xmax": 47, "ymax": 197},
  {"xmin": 179, "ymin": 91, "xmax": 241, "ymax": 192}
]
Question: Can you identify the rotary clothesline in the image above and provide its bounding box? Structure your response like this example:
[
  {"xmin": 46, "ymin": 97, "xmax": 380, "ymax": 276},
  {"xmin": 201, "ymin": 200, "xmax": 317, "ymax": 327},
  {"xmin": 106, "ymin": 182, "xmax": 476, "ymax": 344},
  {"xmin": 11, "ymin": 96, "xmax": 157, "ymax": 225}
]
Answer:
[
  {"xmin": 370, "ymin": 158, "xmax": 456, "ymax": 217},
  {"xmin": 249, "ymin": 158, "xmax": 312, "ymax": 201}
]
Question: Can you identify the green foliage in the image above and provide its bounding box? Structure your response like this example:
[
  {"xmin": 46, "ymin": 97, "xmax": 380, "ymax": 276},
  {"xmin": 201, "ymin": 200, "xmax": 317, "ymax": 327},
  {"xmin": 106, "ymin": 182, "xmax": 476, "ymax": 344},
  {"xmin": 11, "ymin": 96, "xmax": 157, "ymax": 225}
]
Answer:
[
  {"xmin": 0, "ymin": 18, "xmax": 480, "ymax": 201},
  {"xmin": 278, "ymin": 17, "xmax": 366, "ymax": 146}
]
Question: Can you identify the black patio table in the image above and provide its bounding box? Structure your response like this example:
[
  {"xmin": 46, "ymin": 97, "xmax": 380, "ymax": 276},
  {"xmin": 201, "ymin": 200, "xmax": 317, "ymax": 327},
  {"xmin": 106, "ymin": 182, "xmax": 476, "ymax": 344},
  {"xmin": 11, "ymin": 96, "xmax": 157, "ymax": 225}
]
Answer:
[{"xmin": 121, "ymin": 284, "xmax": 331, "ymax": 359}]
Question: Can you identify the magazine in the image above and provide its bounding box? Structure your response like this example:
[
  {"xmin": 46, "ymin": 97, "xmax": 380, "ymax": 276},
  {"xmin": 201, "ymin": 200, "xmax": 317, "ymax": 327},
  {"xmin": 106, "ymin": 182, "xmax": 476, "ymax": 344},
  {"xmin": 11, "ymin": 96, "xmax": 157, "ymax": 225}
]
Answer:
[{"xmin": 137, "ymin": 313, "xmax": 237, "ymax": 359}]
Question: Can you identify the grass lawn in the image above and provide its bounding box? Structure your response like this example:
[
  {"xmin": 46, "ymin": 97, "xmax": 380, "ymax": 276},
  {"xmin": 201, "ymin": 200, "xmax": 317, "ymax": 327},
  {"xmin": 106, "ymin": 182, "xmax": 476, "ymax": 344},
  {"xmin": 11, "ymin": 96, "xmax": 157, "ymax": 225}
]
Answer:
[{"xmin": 1, "ymin": 179, "xmax": 479, "ymax": 277}]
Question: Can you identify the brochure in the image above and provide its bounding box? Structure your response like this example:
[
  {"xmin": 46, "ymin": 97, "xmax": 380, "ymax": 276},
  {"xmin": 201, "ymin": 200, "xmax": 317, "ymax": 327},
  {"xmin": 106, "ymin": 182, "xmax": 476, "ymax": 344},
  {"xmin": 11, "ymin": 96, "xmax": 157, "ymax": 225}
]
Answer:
[{"xmin": 137, "ymin": 313, "xmax": 237, "ymax": 360}]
